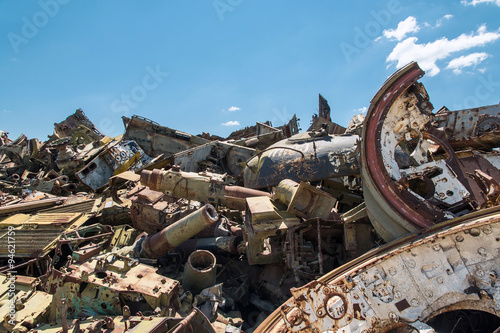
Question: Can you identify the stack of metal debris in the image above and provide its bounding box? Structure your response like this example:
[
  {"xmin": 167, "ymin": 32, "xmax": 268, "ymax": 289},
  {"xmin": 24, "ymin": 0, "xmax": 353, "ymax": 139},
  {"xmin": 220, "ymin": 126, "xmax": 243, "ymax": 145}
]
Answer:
[{"xmin": 0, "ymin": 62, "xmax": 499, "ymax": 333}]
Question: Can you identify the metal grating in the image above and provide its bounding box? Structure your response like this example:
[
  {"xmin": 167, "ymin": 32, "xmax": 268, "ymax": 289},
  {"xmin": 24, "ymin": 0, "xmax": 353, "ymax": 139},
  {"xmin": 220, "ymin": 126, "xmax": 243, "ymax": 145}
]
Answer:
[
  {"xmin": 38, "ymin": 199, "xmax": 97, "ymax": 214},
  {"xmin": 0, "ymin": 228, "xmax": 62, "ymax": 258}
]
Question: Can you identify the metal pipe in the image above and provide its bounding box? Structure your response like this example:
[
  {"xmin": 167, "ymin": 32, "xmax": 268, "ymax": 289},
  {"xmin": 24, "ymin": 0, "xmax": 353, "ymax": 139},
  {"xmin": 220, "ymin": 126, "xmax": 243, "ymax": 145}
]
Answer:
[
  {"xmin": 9, "ymin": 174, "xmax": 20, "ymax": 181},
  {"xmin": 140, "ymin": 168, "xmax": 270, "ymax": 210},
  {"xmin": 273, "ymin": 179, "xmax": 299, "ymax": 206},
  {"xmin": 140, "ymin": 204, "xmax": 219, "ymax": 258},
  {"xmin": 55, "ymin": 175, "xmax": 69, "ymax": 185},
  {"xmin": 224, "ymin": 186, "xmax": 270, "ymax": 199},
  {"xmin": 175, "ymin": 236, "xmax": 241, "ymax": 260},
  {"xmin": 170, "ymin": 308, "xmax": 198, "ymax": 333},
  {"xmin": 182, "ymin": 250, "xmax": 217, "ymax": 295}
]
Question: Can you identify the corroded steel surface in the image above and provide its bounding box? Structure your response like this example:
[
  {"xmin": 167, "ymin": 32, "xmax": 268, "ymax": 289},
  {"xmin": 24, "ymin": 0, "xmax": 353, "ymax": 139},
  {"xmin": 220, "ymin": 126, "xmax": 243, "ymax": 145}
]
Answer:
[
  {"xmin": 1, "ymin": 62, "xmax": 499, "ymax": 333},
  {"xmin": 256, "ymin": 207, "xmax": 500, "ymax": 332},
  {"xmin": 243, "ymin": 132, "xmax": 360, "ymax": 189},
  {"xmin": 360, "ymin": 62, "xmax": 500, "ymax": 241}
]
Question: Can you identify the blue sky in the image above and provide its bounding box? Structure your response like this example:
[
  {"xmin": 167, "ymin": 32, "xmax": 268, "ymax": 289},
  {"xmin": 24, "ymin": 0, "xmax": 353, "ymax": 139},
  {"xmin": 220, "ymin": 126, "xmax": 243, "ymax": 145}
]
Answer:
[{"xmin": 1, "ymin": 0, "xmax": 500, "ymax": 141}]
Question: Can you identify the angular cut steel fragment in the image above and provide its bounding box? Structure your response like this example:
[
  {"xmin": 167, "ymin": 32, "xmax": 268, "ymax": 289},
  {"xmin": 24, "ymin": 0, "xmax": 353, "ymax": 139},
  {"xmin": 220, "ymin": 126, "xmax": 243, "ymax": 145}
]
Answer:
[
  {"xmin": 360, "ymin": 62, "xmax": 500, "ymax": 241},
  {"xmin": 274, "ymin": 179, "xmax": 336, "ymax": 220},
  {"xmin": 308, "ymin": 94, "xmax": 346, "ymax": 135},
  {"xmin": 122, "ymin": 115, "xmax": 210, "ymax": 156},
  {"xmin": 170, "ymin": 141, "xmax": 255, "ymax": 176},
  {"xmin": 434, "ymin": 104, "xmax": 500, "ymax": 150},
  {"xmin": 49, "ymin": 108, "xmax": 103, "ymax": 142},
  {"xmin": 244, "ymin": 196, "xmax": 300, "ymax": 265},
  {"xmin": 76, "ymin": 140, "xmax": 152, "ymax": 191},
  {"xmin": 46, "ymin": 254, "xmax": 180, "ymax": 318}
]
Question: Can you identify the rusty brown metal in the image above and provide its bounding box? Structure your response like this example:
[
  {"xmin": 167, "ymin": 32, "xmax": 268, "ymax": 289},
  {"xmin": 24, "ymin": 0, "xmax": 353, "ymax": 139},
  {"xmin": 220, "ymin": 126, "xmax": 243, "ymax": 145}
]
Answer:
[
  {"xmin": 243, "ymin": 131, "xmax": 360, "ymax": 189},
  {"xmin": 125, "ymin": 184, "xmax": 200, "ymax": 234},
  {"xmin": 2, "ymin": 61, "xmax": 500, "ymax": 332},
  {"xmin": 139, "ymin": 204, "xmax": 219, "ymax": 258},
  {"xmin": 42, "ymin": 254, "xmax": 180, "ymax": 319},
  {"xmin": 140, "ymin": 167, "xmax": 270, "ymax": 210},
  {"xmin": 361, "ymin": 62, "xmax": 432, "ymax": 241},
  {"xmin": 273, "ymin": 179, "xmax": 336, "ymax": 220},
  {"xmin": 256, "ymin": 207, "xmax": 500, "ymax": 332},
  {"xmin": 122, "ymin": 115, "xmax": 210, "ymax": 156},
  {"xmin": 0, "ymin": 197, "xmax": 65, "ymax": 215},
  {"xmin": 469, "ymin": 169, "xmax": 500, "ymax": 208},
  {"xmin": 182, "ymin": 250, "xmax": 217, "ymax": 295},
  {"xmin": 433, "ymin": 104, "xmax": 500, "ymax": 150},
  {"xmin": 361, "ymin": 62, "xmax": 500, "ymax": 242},
  {"xmin": 49, "ymin": 108, "xmax": 103, "ymax": 142}
]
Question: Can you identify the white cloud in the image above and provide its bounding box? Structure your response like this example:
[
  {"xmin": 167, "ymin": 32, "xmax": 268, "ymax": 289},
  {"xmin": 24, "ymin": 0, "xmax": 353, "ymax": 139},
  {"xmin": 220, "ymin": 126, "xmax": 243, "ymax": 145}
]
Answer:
[
  {"xmin": 383, "ymin": 16, "xmax": 420, "ymax": 41},
  {"xmin": 435, "ymin": 14, "xmax": 453, "ymax": 28},
  {"xmin": 221, "ymin": 120, "xmax": 240, "ymax": 126},
  {"xmin": 386, "ymin": 25, "xmax": 500, "ymax": 76},
  {"xmin": 2, "ymin": 109, "xmax": 11, "ymax": 113},
  {"xmin": 352, "ymin": 107, "xmax": 367, "ymax": 114},
  {"xmin": 228, "ymin": 106, "xmax": 240, "ymax": 112},
  {"xmin": 461, "ymin": 0, "xmax": 500, "ymax": 6},
  {"xmin": 446, "ymin": 52, "xmax": 489, "ymax": 74}
]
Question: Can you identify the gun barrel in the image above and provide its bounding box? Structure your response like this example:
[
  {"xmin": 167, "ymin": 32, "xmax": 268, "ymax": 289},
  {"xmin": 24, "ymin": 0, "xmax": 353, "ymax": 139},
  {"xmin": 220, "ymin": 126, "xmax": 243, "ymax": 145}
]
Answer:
[
  {"xmin": 140, "ymin": 168, "xmax": 270, "ymax": 210},
  {"xmin": 140, "ymin": 204, "xmax": 219, "ymax": 258}
]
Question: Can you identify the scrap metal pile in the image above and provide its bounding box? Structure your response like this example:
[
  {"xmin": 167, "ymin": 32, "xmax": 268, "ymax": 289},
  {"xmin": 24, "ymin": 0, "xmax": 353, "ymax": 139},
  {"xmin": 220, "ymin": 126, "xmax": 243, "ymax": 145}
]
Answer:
[{"xmin": 0, "ymin": 62, "xmax": 499, "ymax": 332}]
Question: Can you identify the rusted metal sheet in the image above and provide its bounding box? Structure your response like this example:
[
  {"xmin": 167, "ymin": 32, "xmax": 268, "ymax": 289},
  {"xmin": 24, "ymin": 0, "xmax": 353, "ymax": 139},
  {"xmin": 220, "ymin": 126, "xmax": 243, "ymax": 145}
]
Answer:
[
  {"xmin": 0, "ymin": 213, "xmax": 89, "ymax": 258},
  {"xmin": 2, "ymin": 212, "xmax": 87, "ymax": 227},
  {"xmin": 433, "ymin": 104, "xmax": 500, "ymax": 150},
  {"xmin": 274, "ymin": 179, "xmax": 336, "ymax": 220},
  {"xmin": 244, "ymin": 196, "xmax": 301, "ymax": 265},
  {"xmin": 170, "ymin": 141, "xmax": 255, "ymax": 176},
  {"xmin": 0, "ymin": 197, "xmax": 65, "ymax": 215},
  {"xmin": 122, "ymin": 115, "xmax": 210, "ymax": 157},
  {"xmin": 76, "ymin": 140, "xmax": 152, "ymax": 191},
  {"xmin": 44, "ymin": 254, "xmax": 180, "ymax": 319},
  {"xmin": 256, "ymin": 208, "xmax": 500, "ymax": 333},
  {"xmin": 38, "ymin": 198, "xmax": 97, "ymax": 214},
  {"xmin": 243, "ymin": 131, "xmax": 360, "ymax": 189},
  {"xmin": 360, "ymin": 62, "xmax": 500, "ymax": 241},
  {"xmin": 0, "ymin": 228, "xmax": 62, "ymax": 258},
  {"xmin": 126, "ymin": 184, "xmax": 198, "ymax": 234}
]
